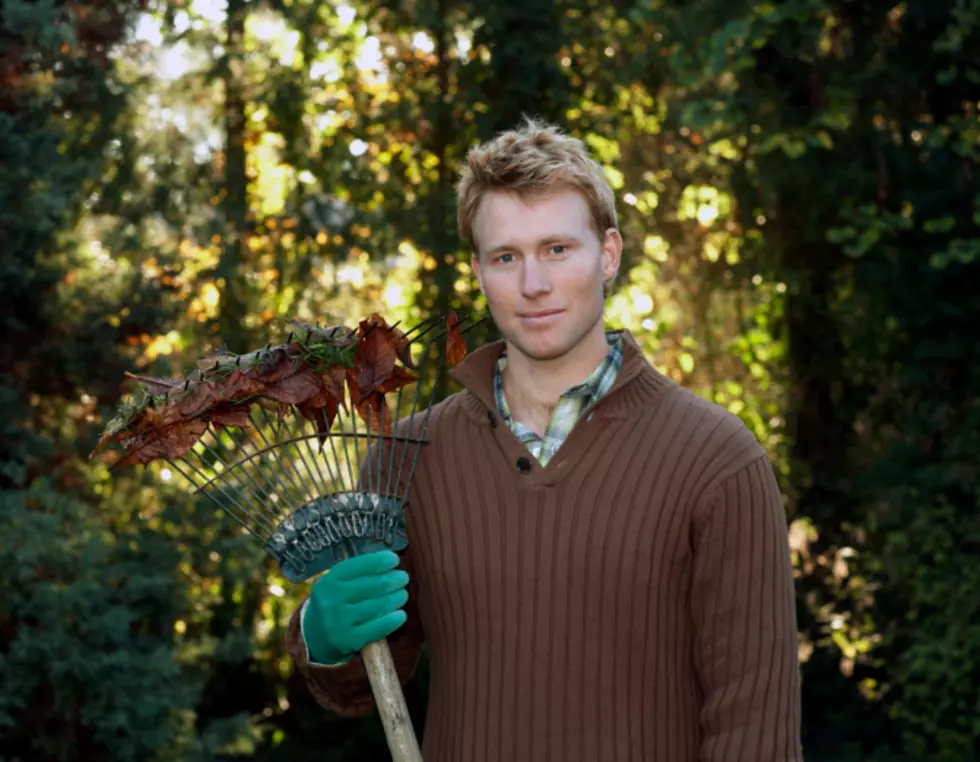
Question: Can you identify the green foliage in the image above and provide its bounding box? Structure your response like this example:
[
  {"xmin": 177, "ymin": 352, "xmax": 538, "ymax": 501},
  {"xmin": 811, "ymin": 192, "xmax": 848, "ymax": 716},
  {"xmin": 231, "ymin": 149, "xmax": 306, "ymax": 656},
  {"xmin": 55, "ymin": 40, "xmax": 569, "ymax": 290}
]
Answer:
[
  {"xmin": 0, "ymin": 481, "xmax": 261, "ymax": 761},
  {"xmin": 642, "ymin": 0, "xmax": 980, "ymax": 757}
]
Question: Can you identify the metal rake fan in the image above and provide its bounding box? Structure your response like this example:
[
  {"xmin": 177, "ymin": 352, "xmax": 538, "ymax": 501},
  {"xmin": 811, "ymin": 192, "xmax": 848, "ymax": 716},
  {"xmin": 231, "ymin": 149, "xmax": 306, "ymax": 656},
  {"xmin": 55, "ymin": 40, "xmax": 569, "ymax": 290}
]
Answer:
[{"xmin": 91, "ymin": 311, "xmax": 483, "ymax": 762}]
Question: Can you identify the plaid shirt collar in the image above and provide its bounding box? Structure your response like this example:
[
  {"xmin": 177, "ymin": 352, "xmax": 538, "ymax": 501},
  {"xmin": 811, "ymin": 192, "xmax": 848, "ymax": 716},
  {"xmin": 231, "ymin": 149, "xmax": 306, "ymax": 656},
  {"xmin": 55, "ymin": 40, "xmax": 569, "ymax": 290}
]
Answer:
[{"xmin": 493, "ymin": 332, "xmax": 623, "ymax": 466}]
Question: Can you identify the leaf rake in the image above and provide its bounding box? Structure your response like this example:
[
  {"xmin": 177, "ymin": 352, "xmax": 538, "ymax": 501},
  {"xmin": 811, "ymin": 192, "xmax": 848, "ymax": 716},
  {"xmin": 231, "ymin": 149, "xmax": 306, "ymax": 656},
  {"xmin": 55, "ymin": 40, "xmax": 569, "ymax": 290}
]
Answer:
[{"xmin": 92, "ymin": 311, "xmax": 484, "ymax": 762}]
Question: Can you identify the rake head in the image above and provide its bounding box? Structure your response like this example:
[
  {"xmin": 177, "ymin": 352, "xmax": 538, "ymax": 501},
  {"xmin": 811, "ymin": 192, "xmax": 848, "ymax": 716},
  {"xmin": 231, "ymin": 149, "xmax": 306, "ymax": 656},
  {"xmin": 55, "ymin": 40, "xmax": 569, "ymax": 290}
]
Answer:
[{"xmin": 95, "ymin": 312, "xmax": 484, "ymax": 582}]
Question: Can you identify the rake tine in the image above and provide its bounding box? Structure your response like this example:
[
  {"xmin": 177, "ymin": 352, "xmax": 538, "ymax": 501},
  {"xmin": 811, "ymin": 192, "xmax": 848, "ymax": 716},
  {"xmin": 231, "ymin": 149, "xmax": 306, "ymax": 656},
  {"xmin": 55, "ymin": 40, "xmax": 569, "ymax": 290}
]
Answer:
[
  {"xmin": 247, "ymin": 408, "xmax": 312, "ymax": 515},
  {"xmin": 205, "ymin": 420, "xmax": 293, "ymax": 524},
  {"xmin": 426, "ymin": 312, "xmax": 488, "ymax": 346},
  {"xmin": 383, "ymin": 383, "xmax": 402, "ymax": 500},
  {"xmin": 167, "ymin": 457, "xmax": 270, "ymax": 541},
  {"xmin": 399, "ymin": 340, "xmax": 448, "ymax": 508},
  {"xmin": 302, "ymin": 410, "xmax": 342, "ymax": 499},
  {"xmin": 344, "ymin": 396, "xmax": 361, "ymax": 493},
  {"xmin": 323, "ymin": 409, "xmax": 353, "ymax": 494},
  {"xmin": 392, "ymin": 327, "xmax": 441, "ymax": 504},
  {"xmin": 195, "ymin": 427, "xmax": 282, "ymax": 530},
  {"xmin": 354, "ymin": 403, "xmax": 370, "ymax": 489},
  {"xmin": 403, "ymin": 314, "xmax": 445, "ymax": 344},
  {"xmin": 279, "ymin": 407, "xmax": 333, "ymax": 504},
  {"xmin": 253, "ymin": 405, "xmax": 316, "ymax": 505},
  {"xmin": 406, "ymin": 312, "xmax": 444, "ymax": 334},
  {"xmin": 373, "ymin": 400, "xmax": 386, "ymax": 495},
  {"xmin": 312, "ymin": 408, "xmax": 345, "ymax": 495}
]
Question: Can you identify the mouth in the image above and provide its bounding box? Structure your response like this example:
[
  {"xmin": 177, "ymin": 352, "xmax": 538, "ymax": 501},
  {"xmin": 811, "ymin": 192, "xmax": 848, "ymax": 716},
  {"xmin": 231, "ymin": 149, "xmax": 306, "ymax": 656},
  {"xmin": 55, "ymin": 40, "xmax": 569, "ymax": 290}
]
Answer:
[{"xmin": 518, "ymin": 309, "xmax": 564, "ymax": 322}]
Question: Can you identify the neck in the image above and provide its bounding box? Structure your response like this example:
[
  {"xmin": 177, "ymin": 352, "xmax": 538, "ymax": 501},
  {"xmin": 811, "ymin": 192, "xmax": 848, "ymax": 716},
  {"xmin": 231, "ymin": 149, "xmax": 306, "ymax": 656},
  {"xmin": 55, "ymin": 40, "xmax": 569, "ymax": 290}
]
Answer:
[{"xmin": 501, "ymin": 321, "xmax": 609, "ymax": 427}]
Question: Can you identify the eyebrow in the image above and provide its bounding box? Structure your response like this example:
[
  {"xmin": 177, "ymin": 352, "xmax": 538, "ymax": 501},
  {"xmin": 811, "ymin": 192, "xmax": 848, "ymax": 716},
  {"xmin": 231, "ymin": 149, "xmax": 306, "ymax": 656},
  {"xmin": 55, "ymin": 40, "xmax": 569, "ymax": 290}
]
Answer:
[{"xmin": 482, "ymin": 234, "xmax": 585, "ymax": 258}]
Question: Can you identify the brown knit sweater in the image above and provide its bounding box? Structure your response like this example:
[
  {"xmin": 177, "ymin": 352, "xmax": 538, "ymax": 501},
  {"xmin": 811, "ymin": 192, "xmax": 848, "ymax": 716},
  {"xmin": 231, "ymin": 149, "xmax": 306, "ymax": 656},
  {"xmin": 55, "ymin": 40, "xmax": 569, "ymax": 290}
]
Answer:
[{"xmin": 286, "ymin": 329, "xmax": 804, "ymax": 762}]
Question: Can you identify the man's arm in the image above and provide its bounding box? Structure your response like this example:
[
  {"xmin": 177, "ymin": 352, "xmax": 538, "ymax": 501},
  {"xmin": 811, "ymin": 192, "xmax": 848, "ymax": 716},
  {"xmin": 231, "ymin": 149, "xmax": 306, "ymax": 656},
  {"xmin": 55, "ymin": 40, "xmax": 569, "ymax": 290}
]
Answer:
[
  {"xmin": 691, "ymin": 452, "xmax": 804, "ymax": 761},
  {"xmin": 285, "ymin": 547, "xmax": 425, "ymax": 718}
]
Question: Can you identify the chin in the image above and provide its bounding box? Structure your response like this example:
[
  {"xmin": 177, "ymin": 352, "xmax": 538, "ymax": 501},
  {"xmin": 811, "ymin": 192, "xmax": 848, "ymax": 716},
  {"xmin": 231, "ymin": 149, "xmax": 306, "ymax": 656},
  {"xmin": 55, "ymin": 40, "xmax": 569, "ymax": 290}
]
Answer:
[{"xmin": 505, "ymin": 328, "xmax": 580, "ymax": 363}]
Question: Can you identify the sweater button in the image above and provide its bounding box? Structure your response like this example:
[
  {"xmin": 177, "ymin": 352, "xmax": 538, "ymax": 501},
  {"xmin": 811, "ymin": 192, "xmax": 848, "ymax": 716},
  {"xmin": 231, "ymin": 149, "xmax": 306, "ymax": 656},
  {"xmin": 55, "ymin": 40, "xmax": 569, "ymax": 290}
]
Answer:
[{"xmin": 515, "ymin": 457, "xmax": 532, "ymax": 473}]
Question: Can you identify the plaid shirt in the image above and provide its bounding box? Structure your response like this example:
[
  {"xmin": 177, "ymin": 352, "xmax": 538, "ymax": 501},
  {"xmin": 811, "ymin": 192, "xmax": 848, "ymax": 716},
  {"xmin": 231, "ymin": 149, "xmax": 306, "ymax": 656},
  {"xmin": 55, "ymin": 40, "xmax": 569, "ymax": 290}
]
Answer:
[{"xmin": 493, "ymin": 332, "xmax": 623, "ymax": 466}]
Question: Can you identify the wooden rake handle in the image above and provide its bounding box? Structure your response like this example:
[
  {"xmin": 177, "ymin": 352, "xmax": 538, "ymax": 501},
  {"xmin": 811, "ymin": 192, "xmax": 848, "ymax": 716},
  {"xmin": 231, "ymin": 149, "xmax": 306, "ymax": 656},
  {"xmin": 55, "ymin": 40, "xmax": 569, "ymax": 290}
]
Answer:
[{"xmin": 361, "ymin": 639, "xmax": 424, "ymax": 762}]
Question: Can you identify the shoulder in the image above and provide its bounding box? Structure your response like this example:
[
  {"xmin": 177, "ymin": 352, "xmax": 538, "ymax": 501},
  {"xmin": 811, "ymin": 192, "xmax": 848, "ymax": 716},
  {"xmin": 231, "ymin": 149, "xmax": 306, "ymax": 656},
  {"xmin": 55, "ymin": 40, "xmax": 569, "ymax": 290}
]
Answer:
[
  {"xmin": 392, "ymin": 388, "xmax": 475, "ymax": 441},
  {"xmin": 652, "ymin": 379, "xmax": 768, "ymax": 491}
]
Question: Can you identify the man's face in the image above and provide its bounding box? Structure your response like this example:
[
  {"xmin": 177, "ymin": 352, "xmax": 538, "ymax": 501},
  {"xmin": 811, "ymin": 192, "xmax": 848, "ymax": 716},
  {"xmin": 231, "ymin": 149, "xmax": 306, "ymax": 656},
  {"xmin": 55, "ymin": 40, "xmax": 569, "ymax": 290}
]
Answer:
[{"xmin": 470, "ymin": 186, "xmax": 621, "ymax": 363}]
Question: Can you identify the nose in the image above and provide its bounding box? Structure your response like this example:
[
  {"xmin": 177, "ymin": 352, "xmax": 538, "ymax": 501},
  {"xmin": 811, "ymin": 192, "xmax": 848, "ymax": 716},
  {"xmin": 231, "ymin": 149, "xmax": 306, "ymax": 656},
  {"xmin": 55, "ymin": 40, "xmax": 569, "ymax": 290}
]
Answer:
[{"xmin": 520, "ymin": 258, "xmax": 551, "ymax": 297}]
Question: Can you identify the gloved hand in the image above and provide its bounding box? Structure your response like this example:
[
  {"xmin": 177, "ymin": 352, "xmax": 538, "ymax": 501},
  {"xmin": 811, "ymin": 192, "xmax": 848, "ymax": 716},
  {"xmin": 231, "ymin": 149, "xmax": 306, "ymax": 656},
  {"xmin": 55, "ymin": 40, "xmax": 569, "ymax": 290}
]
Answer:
[{"xmin": 302, "ymin": 550, "xmax": 410, "ymax": 665}]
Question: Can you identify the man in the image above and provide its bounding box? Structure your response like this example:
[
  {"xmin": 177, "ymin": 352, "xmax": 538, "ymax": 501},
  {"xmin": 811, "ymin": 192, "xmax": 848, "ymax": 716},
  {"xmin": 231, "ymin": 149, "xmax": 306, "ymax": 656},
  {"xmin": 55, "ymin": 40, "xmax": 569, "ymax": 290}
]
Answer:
[{"xmin": 286, "ymin": 119, "xmax": 804, "ymax": 761}]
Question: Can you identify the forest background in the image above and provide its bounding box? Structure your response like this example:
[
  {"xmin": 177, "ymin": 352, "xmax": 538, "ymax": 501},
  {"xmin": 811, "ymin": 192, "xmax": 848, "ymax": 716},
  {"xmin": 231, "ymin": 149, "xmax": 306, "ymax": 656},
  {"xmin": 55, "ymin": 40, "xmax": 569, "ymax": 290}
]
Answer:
[{"xmin": 2, "ymin": 0, "xmax": 979, "ymax": 759}]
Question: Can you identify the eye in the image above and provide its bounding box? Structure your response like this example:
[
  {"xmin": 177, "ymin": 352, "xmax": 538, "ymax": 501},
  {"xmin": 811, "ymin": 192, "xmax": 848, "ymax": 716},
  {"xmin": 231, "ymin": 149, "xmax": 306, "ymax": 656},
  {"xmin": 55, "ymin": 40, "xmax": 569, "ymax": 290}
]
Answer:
[
  {"xmin": 549, "ymin": 244, "xmax": 568, "ymax": 255},
  {"xmin": 495, "ymin": 252, "xmax": 515, "ymax": 264}
]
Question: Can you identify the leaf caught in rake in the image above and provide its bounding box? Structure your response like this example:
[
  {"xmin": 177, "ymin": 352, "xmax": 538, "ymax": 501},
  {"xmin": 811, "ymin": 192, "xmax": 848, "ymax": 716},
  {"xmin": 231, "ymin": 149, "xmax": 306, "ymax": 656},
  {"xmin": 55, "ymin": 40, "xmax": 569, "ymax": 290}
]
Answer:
[{"xmin": 91, "ymin": 310, "xmax": 486, "ymax": 762}]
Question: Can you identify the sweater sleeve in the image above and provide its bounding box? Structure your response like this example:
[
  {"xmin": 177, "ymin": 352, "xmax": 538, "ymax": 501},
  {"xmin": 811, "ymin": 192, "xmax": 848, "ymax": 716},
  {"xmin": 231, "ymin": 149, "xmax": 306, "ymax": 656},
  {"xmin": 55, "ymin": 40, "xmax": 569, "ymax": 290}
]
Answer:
[
  {"xmin": 285, "ymin": 546, "xmax": 425, "ymax": 718},
  {"xmin": 690, "ymin": 453, "xmax": 804, "ymax": 762}
]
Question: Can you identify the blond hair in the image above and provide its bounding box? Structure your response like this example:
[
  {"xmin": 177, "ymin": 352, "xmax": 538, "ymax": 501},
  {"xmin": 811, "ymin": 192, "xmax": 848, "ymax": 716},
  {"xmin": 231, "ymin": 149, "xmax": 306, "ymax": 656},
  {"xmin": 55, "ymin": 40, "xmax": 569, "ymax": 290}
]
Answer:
[{"xmin": 456, "ymin": 119, "xmax": 619, "ymax": 295}]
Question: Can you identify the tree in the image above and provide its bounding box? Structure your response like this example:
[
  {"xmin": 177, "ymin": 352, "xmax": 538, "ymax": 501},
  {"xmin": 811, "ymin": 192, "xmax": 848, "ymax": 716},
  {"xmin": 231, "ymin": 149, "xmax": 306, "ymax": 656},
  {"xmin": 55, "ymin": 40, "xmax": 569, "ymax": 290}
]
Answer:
[{"xmin": 641, "ymin": 0, "xmax": 980, "ymax": 757}]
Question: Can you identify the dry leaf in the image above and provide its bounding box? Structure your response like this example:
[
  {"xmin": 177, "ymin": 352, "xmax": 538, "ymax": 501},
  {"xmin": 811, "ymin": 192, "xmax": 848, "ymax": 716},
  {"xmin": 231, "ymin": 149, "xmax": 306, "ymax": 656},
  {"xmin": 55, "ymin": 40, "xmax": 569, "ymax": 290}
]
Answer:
[
  {"xmin": 112, "ymin": 419, "xmax": 209, "ymax": 467},
  {"xmin": 322, "ymin": 367, "xmax": 348, "ymax": 411},
  {"xmin": 377, "ymin": 365, "xmax": 417, "ymax": 394},
  {"xmin": 353, "ymin": 317, "xmax": 397, "ymax": 397},
  {"xmin": 354, "ymin": 392, "xmax": 392, "ymax": 435},
  {"xmin": 261, "ymin": 369, "xmax": 324, "ymax": 406},
  {"xmin": 98, "ymin": 311, "xmax": 448, "ymax": 468},
  {"xmin": 446, "ymin": 312, "xmax": 467, "ymax": 366},
  {"xmin": 209, "ymin": 403, "xmax": 252, "ymax": 429}
]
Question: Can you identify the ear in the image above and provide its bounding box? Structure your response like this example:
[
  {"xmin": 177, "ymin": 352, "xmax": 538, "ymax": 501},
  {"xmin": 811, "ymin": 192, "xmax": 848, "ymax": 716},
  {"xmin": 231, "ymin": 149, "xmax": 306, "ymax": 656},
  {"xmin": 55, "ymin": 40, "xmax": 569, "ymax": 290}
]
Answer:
[
  {"xmin": 601, "ymin": 228, "xmax": 623, "ymax": 283},
  {"xmin": 471, "ymin": 251, "xmax": 485, "ymax": 296}
]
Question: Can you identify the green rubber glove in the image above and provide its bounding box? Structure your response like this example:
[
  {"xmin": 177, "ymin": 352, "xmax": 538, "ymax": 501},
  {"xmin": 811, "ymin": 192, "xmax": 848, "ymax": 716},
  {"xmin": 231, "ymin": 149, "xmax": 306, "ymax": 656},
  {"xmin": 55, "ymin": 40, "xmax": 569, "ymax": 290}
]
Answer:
[{"xmin": 302, "ymin": 550, "xmax": 410, "ymax": 665}]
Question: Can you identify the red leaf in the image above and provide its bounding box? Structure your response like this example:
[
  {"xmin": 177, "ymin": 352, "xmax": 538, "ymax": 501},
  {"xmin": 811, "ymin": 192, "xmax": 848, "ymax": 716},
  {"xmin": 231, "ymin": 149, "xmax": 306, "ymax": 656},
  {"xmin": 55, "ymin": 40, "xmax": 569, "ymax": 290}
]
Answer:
[{"xmin": 445, "ymin": 312, "xmax": 467, "ymax": 366}]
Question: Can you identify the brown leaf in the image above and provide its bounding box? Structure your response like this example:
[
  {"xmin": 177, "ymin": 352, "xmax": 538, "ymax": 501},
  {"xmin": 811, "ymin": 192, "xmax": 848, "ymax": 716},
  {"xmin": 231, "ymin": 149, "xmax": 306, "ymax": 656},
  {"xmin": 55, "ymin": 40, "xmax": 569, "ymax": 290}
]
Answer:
[
  {"xmin": 176, "ymin": 382, "xmax": 221, "ymax": 419},
  {"xmin": 354, "ymin": 391, "xmax": 392, "ymax": 435},
  {"xmin": 387, "ymin": 322, "xmax": 415, "ymax": 369},
  {"xmin": 131, "ymin": 402, "xmax": 186, "ymax": 432},
  {"xmin": 322, "ymin": 367, "xmax": 348, "ymax": 411},
  {"xmin": 324, "ymin": 393, "xmax": 340, "ymax": 431},
  {"xmin": 90, "ymin": 429, "xmax": 116, "ymax": 459},
  {"xmin": 215, "ymin": 369, "xmax": 262, "ymax": 402},
  {"xmin": 353, "ymin": 320, "xmax": 397, "ymax": 397},
  {"xmin": 261, "ymin": 368, "xmax": 323, "ymax": 406},
  {"xmin": 208, "ymin": 404, "xmax": 252, "ymax": 429},
  {"xmin": 445, "ymin": 312, "xmax": 467, "ymax": 366},
  {"xmin": 377, "ymin": 365, "xmax": 417, "ymax": 394},
  {"xmin": 247, "ymin": 346, "xmax": 300, "ymax": 384},
  {"xmin": 112, "ymin": 419, "xmax": 209, "ymax": 467},
  {"xmin": 346, "ymin": 368, "xmax": 362, "ymax": 406},
  {"xmin": 298, "ymin": 394, "xmax": 340, "ymax": 446}
]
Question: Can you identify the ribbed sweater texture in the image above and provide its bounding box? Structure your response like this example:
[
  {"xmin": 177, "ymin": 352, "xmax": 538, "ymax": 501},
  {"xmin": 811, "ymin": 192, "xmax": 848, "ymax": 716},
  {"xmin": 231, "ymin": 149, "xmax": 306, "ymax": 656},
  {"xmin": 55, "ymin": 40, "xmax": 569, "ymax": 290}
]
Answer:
[{"xmin": 286, "ymin": 329, "xmax": 804, "ymax": 762}]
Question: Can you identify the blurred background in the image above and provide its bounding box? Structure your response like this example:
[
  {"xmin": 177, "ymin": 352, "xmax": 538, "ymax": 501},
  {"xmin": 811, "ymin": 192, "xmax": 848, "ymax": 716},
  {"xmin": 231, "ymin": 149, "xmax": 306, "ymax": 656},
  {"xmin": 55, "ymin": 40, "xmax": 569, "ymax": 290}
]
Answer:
[{"xmin": 2, "ymin": 0, "xmax": 978, "ymax": 759}]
